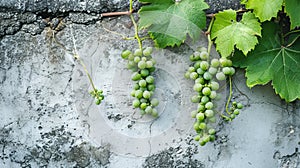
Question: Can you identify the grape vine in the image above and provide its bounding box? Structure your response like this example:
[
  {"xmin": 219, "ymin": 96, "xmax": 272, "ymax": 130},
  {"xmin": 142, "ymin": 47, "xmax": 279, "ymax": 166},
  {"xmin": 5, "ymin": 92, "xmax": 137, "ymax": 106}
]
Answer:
[
  {"xmin": 94, "ymin": 0, "xmax": 300, "ymax": 147},
  {"xmin": 118, "ymin": 0, "xmax": 160, "ymax": 117}
]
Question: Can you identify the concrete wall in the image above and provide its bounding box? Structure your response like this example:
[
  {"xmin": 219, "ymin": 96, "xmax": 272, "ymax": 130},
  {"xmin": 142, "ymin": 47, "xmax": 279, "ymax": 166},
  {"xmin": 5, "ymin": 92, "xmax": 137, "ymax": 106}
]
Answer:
[{"xmin": 1, "ymin": 1, "xmax": 300, "ymax": 167}]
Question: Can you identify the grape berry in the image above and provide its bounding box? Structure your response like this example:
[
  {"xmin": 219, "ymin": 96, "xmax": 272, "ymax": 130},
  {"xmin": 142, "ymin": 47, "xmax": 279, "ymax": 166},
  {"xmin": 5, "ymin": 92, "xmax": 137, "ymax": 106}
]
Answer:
[
  {"xmin": 90, "ymin": 89, "xmax": 104, "ymax": 105},
  {"xmin": 121, "ymin": 47, "xmax": 159, "ymax": 117},
  {"xmin": 186, "ymin": 47, "xmax": 243, "ymax": 146}
]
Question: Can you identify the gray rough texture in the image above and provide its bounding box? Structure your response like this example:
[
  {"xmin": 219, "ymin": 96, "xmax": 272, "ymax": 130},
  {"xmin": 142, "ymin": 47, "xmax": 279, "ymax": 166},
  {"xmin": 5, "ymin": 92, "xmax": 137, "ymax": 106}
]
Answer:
[{"xmin": 1, "ymin": 0, "xmax": 300, "ymax": 168}]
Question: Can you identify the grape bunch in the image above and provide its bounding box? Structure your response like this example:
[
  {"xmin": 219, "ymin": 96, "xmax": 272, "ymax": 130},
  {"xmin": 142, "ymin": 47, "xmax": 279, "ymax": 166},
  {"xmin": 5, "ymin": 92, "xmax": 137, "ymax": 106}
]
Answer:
[
  {"xmin": 90, "ymin": 89, "xmax": 104, "ymax": 105},
  {"xmin": 121, "ymin": 47, "xmax": 159, "ymax": 117},
  {"xmin": 185, "ymin": 47, "xmax": 243, "ymax": 146}
]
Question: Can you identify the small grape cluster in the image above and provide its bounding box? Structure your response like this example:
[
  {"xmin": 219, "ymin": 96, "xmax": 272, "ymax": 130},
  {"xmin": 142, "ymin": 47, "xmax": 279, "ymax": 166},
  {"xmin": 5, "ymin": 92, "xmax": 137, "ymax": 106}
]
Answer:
[
  {"xmin": 90, "ymin": 89, "xmax": 104, "ymax": 105},
  {"xmin": 121, "ymin": 47, "xmax": 159, "ymax": 117},
  {"xmin": 185, "ymin": 47, "xmax": 242, "ymax": 146}
]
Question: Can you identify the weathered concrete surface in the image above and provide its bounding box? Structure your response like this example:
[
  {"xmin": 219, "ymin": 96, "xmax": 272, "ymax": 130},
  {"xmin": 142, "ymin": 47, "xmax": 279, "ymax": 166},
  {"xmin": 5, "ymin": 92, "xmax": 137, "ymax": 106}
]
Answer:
[{"xmin": 1, "ymin": 0, "xmax": 300, "ymax": 168}]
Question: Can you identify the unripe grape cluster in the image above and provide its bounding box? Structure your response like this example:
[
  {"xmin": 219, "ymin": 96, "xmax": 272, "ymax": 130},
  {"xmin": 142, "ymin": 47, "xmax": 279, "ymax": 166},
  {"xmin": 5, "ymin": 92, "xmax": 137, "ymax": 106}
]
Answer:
[
  {"xmin": 90, "ymin": 89, "xmax": 104, "ymax": 105},
  {"xmin": 121, "ymin": 47, "xmax": 159, "ymax": 117},
  {"xmin": 185, "ymin": 47, "xmax": 242, "ymax": 146}
]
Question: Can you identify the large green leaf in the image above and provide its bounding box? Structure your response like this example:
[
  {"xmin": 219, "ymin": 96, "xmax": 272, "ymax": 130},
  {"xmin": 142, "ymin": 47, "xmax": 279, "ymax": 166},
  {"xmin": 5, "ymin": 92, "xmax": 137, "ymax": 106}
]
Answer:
[
  {"xmin": 285, "ymin": 0, "xmax": 300, "ymax": 29},
  {"xmin": 138, "ymin": 0, "xmax": 209, "ymax": 48},
  {"xmin": 241, "ymin": 0, "xmax": 283, "ymax": 21},
  {"xmin": 234, "ymin": 22, "xmax": 300, "ymax": 102},
  {"xmin": 211, "ymin": 10, "xmax": 261, "ymax": 57}
]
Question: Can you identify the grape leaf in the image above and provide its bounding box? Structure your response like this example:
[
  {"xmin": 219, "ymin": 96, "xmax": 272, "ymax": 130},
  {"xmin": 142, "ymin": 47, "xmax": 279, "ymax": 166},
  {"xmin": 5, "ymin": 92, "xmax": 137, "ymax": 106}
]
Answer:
[
  {"xmin": 138, "ymin": 0, "xmax": 209, "ymax": 48},
  {"xmin": 241, "ymin": 0, "xmax": 283, "ymax": 21},
  {"xmin": 285, "ymin": 0, "xmax": 300, "ymax": 29},
  {"xmin": 233, "ymin": 22, "xmax": 300, "ymax": 102},
  {"xmin": 211, "ymin": 10, "xmax": 261, "ymax": 57}
]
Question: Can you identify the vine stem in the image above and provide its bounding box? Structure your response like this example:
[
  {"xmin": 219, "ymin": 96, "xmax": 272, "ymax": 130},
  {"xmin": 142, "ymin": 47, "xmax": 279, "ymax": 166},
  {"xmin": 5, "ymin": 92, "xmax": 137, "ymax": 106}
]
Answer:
[
  {"xmin": 70, "ymin": 25, "xmax": 97, "ymax": 92},
  {"xmin": 206, "ymin": 17, "xmax": 215, "ymax": 56},
  {"xmin": 225, "ymin": 76, "xmax": 233, "ymax": 115}
]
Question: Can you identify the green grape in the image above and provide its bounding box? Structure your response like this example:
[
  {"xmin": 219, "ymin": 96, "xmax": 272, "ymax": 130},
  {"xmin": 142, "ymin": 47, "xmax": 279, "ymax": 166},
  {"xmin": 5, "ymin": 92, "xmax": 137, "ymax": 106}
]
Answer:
[
  {"xmin": 194, "ymin": 61, "xmax": 201, "ymax": 69},
  {"xmin": 140, "ymin": 103, "xmax": 147, "ymax": 110},
  {"xmin": 219, "ymin": 58, "xmax": 227, "ymax": 67},
  {"xmin": 149, "ymin": 67, "xmax": 156, "ymax": 72},
  {"xmin": 127, "ymin": 61, "xmax": 136, "ymax": 69},
  {"xmin": 194, "ymin": 51, "xmax": 201, "ymax": 57},
  {"xmin": 211, "ymin": 58, "xmax": 220, "ymax": 68},
  {"xmin": 121, "ymin": 50, "xmax": 131, "ymax": 59},
  {"xmin": 184, "ymin": 71, "xmax": 191, "ymax": 79},
  {"xmin": 141, "ymin": 69, "xmax": 149, "ymax": 77},
  {"xmin": 95, "ymin": 99, "xmax": 101, "ymax": 105},
  {"xmin": 146, "ymin": 76, "xmax": 155, "ymax": 84},
  {"xmin": 224, "ymin": 59, "xmax": 232, "ymax": 67},
  {"xmin": 143, "ymin": 90, "xmax": 151, "ymax": 99},
  {"xmin": 139, "ymin": 79, "xmax": 147, "ymax": 87},
  {"xmin": 200, "ymin": 51, "xmax": 209, "ymax": 60},
  {"xmin": 131, "ymin": 72, "xmax": 141, "ymax": 81},
  {"xmin": 196, "ymin": 112, "xmax": 205, "ymax": 121},
  {"xmin": 209, "ymin": 135, "xmax": 216, "ymax": 141},
  {"xmin": 194, "ymin": 135, "xmax": 201, "ymax": 141},
  {"xmin": 205, "ymin": 102, "xmax": 214, "ymax": 109},
  {"xmin": 203, "ymin": 135, "xmax": 210, "ymax": 143},
  {"xmin": 210, "ymin": 81, "xmax": 219, "ymax": 91},
  {"xmin": 138, "ymin": 60, "xmax": 147, "ymax": 69},
  {"xmin": 151, "ymin": 108, "xmax": 158, "ymax": 117},
  {"xmin": 145, "ymin": 106, "xmax": 153, "ymax": 114},
  {"xmin": 202, "ymin": 87, "xmax": 211, "ymax": 96},
  {"xmin": 200, "ymin": 61, "xmax": 209, "ymax": 70},
  {"xmin": 209, "ymin": 91, "xmax": 217, "ymax": 99},
  {"xmin": 201, "ymin": 96, "xmax": 209, "ymax": 104},
  {"xmin": 222, "ymin": 67, "xmax": 231, "ymax": 75},
  {"xmin": 140, "ymin": 98, "xmax": 148, "ymax": 103},
  {"xmin": 203, "ymin": 72, "xmax": 212, "ymax": 80},
  {"xmin": 196, "ymin": 68, "xmax": 205, "ymax": 75},
  {"xmin": 191, "ymin": 110, "xmax": 198, "ymax": 118},
  {"xmin": 191, "ymin": 95, "xmax": 200, "ymax": 103},
  {"xmin": 134, "ymin": 56, "xmax": 141, "ymax": 63},
  {"xmin": 190, "ymin": 54, "xmax": 195, "ymax": 62},
  {"xmin": 208, "ymin": 67, "xmax": 218, "ymax": 75},
  {"xmin": 208, "ymin": 128, "xmax": 216, "ymax": 135},
  {"xmin": 230, "ymin": 113, "xmax": 236, "ymax": 119},
  {"xmin": 194, "ymin": 122, "xmax": 200, "ymax": 131},
  {"xmin": 134, "ymin": 49, "xmax": 143, "ymax": 56},
  {"xmin": 188, "ymin": 67, "xmax": 196, "ymax": 72},
  {"xmin": 128, "ymin": 54, "xmax": 135, "ymax": 61},
  {"xmin": 190, "ymin": 72, "xmax": 199, "ymax": 80},
  {"xmin": 141, "ymin": 57, "xmax": 147, "ymax": 61},
  {"xmin": 233, "ymin": 109, "xmax": 240, "ymax": 115},
  {"xmin": 216, "ymin": 72, "xmax": 226, "ymax": 81},
  {"xmin": 195, "ymin": 77, "xmax": 205, "ymax": 84},
  {"xmin": 193, "ymin": 83, "xmax": 203, "ymax": 92},
  {"xmin": 199, "ymin": 122, "xmax": 206, "ymax": 130},
  {"xmin": 197, "ymin": 104, "xmax": 205, "ymax": 112},
  {"xmin": 146, "ymin": 61, "xmax": 154, "ymax": 68},
  {"xmin": 133, "ymin": 83, "xmax": 140, "ymax": 90},
  {"xmin": 237, "ymin": 103, "xmax": 243, "ymax": 109},
  {"xmin": 199, "ymin": 140, "xmax": 206, "ymax": 146},
  {"xmin": 130, "ymin": 90, "xmax": 136, "ymax": 97},
  {"xmin": 135, "ymin": 90, "xmax": 143, "ymax": 99},
  {"xmin": 151, "ymin": 98, "xmax": 159, "ymax": 107},
  {"xmin": 132, "ymin": 99, "xmax": 140, "ymax": 108},
  {"xmin": 204, "ymin": 110, "xmax": 214, "ymax": 118},
  {"xmin": 143, "ymin": 47, "xmax": 153, "ymax": 56},
  {"xmin": 229, "ymin": 67, "xmax": 235, "ymax": 76},
  {"xmin": 147, "ymin": 84, "xmax": 155, "ymax": 91}
]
